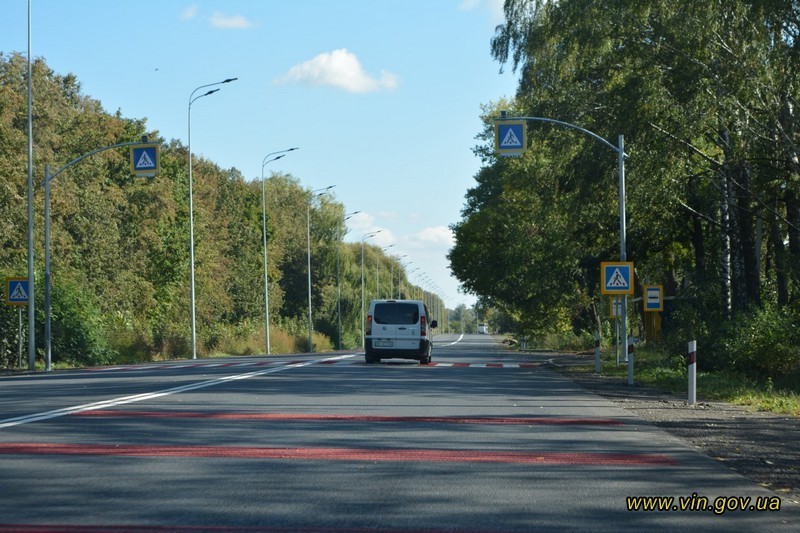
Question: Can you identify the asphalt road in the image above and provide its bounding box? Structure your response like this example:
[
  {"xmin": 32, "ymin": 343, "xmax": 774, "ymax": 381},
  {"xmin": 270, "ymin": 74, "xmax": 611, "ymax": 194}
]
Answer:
[{"xmin": 0, "ymin": 334, "xmax": 797, "ymax": 532}]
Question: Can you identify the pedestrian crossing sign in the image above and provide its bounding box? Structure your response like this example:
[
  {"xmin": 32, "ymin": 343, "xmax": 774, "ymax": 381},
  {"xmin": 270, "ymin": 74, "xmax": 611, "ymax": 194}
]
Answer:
[
  {"xmin": 600, "ymin": 262, "xmax": 634, "ymax": 295},
  {"xmin": 130, "ymin": 143, "xmax": 160, "ymax": 177},
  {"xmin": 5, "ymin": 277, "xmax": 29, "ymax": 306},
  {"xmin": 494, "ymin": 121, "xmax": 527, "ymax": 157}
]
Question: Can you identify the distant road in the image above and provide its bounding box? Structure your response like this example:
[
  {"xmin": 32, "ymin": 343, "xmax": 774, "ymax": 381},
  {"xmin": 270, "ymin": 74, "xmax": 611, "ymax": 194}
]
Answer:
[{"xmin": 0, "ymin": 334, "xmax": 796, "ymax": 531}]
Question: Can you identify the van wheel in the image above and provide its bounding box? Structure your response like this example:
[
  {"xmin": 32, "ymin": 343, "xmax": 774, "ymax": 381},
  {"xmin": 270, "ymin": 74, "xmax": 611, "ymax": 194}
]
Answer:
[
  {"xmin": 365, "ymin": 356, "xmax": 380, "ymax": 364},
  {"xmin": 421, "ymin": 349, "xmax": 432, "ymax": 365}
]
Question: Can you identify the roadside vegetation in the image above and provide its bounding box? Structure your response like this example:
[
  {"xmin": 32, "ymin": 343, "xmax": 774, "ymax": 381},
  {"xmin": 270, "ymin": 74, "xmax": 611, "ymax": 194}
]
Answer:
[
  {"xmin": 0, "ymin": 52, "xmax": 443, "ymax": 368},
  {"xmin": 451, "ymin": 1, "xmax": 800, "ymax": 407}
]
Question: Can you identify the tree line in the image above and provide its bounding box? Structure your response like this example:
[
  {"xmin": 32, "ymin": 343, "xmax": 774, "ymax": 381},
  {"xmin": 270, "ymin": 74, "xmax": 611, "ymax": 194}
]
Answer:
[
  {"xmin": 449, "ymin": 0, "xmax": 800, "ymax": 378},
  {"xmin": 0, "ymin": 52, "xmax": 444, "ymax": 368}
]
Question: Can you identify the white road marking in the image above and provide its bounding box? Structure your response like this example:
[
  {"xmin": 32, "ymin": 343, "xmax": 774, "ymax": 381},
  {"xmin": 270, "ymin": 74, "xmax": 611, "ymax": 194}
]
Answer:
[
  {"xmin": 435, "ymin": 334, "xmax": 464, "ymax": 347},
  {"xmin": 0, "ymin": 354, "xmax": 357, "ymax": 429}
]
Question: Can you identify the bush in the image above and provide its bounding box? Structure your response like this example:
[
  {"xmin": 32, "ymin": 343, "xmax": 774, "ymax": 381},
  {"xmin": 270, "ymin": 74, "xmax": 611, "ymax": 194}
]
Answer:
[
  {"xmin": 726, "ymin": 305, "xmax": 800, "ymax": 378},
  {"xmin": 48, "ymin": 279, "xmax": 115, "ymax": 366}
]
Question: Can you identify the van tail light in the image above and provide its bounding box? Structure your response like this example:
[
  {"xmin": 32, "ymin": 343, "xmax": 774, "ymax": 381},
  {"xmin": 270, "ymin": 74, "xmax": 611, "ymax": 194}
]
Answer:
[
  {"xmin": 366, "ymin": 315, "xmax": 373, "ymax": 336},
  {"xmin": 420, "ymin": 316, "xmax": 427, "ymax": 337}
]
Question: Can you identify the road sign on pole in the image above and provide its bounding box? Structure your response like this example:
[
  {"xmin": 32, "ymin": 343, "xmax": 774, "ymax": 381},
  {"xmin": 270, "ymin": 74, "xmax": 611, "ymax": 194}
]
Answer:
[
  {"xmin": 644, "ymin": 285, "xmax": 663, "ymax": 312},
  {"xmin": 494, "ymin": 121, "xmax": 527, "ymax": 157},
  {"xmin": 5, "ymin": 277, "xmax": 29, "ymax": 306},
  {"xmin": 610, "ymin": 296, "xmax": 623, "ymax": 318},
  {"xmin": 130, "ymin": 144, "xmax": 160, "ymax": 177},
  {"xmin": 600, "ymin": 261, "xmax": 634, "ymax": 295}
]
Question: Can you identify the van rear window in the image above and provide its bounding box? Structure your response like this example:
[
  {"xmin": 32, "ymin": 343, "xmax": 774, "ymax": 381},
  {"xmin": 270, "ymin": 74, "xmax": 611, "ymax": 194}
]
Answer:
[{"xmin": 373, "ymin": 303, "xmax": 419, "ymax": 325}]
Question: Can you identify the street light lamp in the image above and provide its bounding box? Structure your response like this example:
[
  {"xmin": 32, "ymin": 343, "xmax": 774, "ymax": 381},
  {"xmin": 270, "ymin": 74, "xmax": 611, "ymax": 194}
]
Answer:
[
  {"xmin": 361, "ymin": 230, "xmax": 381, "ymax": 347},
  {"xmin": 261, "ymin": 147, "xmax": 299, "ymax": 355},
  {"xmin": 188, "ymin": 77, "xmax": 237, "ymax": 360},
  {"xmin": 337, "ymin": 211, "xmax": 361, "ymax": 350},
  {"xmin": 307, "ymin": 185, "xmax": 335, "ymax": 352}
]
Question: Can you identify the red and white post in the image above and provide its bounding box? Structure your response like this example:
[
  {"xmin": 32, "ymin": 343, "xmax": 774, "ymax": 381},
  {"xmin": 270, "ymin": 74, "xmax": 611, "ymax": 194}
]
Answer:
[{"xmin": 688, "ymin": 340, "xmax": 697, "ymax": 405}]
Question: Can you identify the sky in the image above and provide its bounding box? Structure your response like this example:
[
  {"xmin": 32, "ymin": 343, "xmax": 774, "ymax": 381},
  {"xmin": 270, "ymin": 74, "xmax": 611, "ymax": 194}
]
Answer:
[{"xmin": 1, "ymin": 0, "xmax": 518, "ymax": 309}]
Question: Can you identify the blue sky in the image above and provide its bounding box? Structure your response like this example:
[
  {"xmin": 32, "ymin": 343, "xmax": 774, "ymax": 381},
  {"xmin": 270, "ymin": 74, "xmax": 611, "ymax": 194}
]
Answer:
[{"xmin": 2, "ymin": 0, "xmax": 517, "ymax": 309}]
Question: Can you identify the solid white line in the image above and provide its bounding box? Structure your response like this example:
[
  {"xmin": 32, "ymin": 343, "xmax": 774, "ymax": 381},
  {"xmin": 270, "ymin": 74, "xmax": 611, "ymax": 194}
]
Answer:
[
  {"xmin": 436, "ymin": 333, "xmax": 464, "ymax": 347},
  {"xmin": 0, "ymin": 354, "xmax": 357, "ymax": 429}
]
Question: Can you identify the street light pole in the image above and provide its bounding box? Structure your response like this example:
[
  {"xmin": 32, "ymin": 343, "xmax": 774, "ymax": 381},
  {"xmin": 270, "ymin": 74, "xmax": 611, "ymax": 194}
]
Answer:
[
  {"xmin": 390, "ymin": 254, "xmax": 407, "ymax": 299},
  {"xmin": 307, "ymin": 185, "xmax": 335, "ymax": 353},
  {"xmin": 188, "ymin": 77, "xmax": 237, "ymax": 360},
  {"xmin": 44, "ymin": 139, "xmax": 151, "ymax": 371},
  {"xmin": 497, "ymin": 112, "xmax": 628, "ymax": 382},
  {"xmin": 337, "ymin": 211, "xmax": 360, "ymax": 350},
  {"xmin": 376, "ymin": 245, "xmax": 394, "ymax": 299},
  {"xmin": 360, "ymin": 230, "xmax": 381, "ymax": 348},
  {"xmin": 261, "ymin": 147, "xmax": 299, "ymax": 355}
]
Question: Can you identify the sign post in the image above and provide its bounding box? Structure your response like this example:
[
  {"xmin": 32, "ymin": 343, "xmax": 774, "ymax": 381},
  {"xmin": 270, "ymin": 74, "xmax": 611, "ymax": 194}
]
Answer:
[
  {"xmin": 495, "ymin": 113, "xmax": 629, "ymax": 383},
  {"xmin": 601, "ymin": 262, "xmax": 634, "ymax": 382},
  {"xmin": 44, "ymin": 138, "xmax": 157, "ymax": 371},
  {"xmin": 610, "ymin": 297, "xmax": 622, "ymax": 365},
  {"xmin": 5, "ymin": 277, "xmax": 28, "ymax": 368}
]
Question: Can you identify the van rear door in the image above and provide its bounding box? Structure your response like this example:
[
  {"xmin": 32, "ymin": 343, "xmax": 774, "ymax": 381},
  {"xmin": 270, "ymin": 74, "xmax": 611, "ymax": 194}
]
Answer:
[{"xmin": 372, "ymin": 302, "xmax": 420, "ymax": 350}]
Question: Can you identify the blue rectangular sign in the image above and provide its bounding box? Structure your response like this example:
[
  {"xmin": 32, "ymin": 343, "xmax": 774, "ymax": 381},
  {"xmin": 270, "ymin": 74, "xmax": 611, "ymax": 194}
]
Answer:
[
  {"xmin": 495, "ymin": 121, "xmax": 527, "ymax": 156},
  {"xmin": 644, "ymin": 285, "xmax": 663, "ymax": 312},
  {"xmin": 130, "ymin": 144, "xmax": 159, "ymax": 176},
  {"xmin": 600, "ymin": 262, "xmax": 634, "ymax": 295},
  {"xmin": 5, "ymin": 277, "xmax": 29, "ymax": 306}
]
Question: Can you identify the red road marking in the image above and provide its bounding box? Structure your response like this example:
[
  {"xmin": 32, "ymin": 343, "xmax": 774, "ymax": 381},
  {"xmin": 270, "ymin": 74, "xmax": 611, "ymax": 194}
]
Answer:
[
  {"xmin": 0, "ymin": 442, "xmax": 677, "ymax": 465},
  {"xmin": 73, "ymin": 411, "xmax": 623, "ymax": 426}
]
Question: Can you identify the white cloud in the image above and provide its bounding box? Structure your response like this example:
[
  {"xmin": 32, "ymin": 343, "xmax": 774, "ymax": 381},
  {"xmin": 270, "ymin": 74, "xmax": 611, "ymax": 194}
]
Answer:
[
  {"xmin": 180, "ymin": 5, "xmax": 198, "ymax": 21},
  {"xmin": 459, "ymin": 0, "xmax": 505, "ymax": 24},
  {"xmin": 275, "ymin": 49, "xmax": 400, "ymax": 94},
  {"xmin": 209, "ymin": 12, "xmax": 255, "ymax": 29},
  {"xmin": 409, "ymin": 226, "xmax": 455, "ymax": 248}
]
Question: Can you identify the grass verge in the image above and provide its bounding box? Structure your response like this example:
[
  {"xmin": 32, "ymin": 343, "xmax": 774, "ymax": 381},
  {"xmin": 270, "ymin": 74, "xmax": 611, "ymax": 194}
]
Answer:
[{"xmin": 557, "ymin": 345, "xmax": 800, "ymax": 416}]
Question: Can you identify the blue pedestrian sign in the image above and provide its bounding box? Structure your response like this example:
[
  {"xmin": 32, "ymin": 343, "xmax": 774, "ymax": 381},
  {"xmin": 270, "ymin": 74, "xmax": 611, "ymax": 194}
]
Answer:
[
  {"xmin": 130, "ymin": 144, "xmax": 160, "ymax": 177},
  {"xmin": 495, "ymin": 121, "xmax": 527, "ymax": 156},
  {"xmin": 5, "ymin": 277, "xmax": 29, "ymax": 306},
  {"xmin": 600, "ymin": 262, "xmax": 634, "ymax": 295}
]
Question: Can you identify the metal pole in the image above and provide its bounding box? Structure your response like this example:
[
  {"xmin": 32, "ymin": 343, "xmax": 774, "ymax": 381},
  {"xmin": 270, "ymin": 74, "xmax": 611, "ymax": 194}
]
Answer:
[
  {"xmin": 261, "ymin": 161, "xmax": 271, "ymax": 355},
  {"xmin": 261, "ymin": 148, "xmax": 297, "ymax": 355},
  {"xmin": 18, "ymin": 307, "xmax": 23, "ymax": 368},
  {"xmin": 360, "ymin": 231, "xmax": 380, "ymax": 348},
  {"xmin": 27, "ymin": 0, "xmax": 35, "ymax": 371},
  {"xmin": 307, "ymin": 200, "xmax": 313, "ymax": 352},
  {"xmin": 361, "ymin": 240, "xmax": 365, "ymax": 348},
  {"xmin": 43, "ymin": 141, "xmax": 148, "ymax": 372},
  {"xmin": 188, "ymin": 99, "xmax": 197, "ymax": 359},
  {"xmin": 44, "ymin": 164, "xmax": 51, "ymax": 371},
  {"xmin": 187, "ymin": 78, "xmax": 237, "ymax": 360},
  {"xmin": 307, "ymin": 186, "xmax": 335, "ymax": 353},
  {"xmin": 619, "ymin": 135, "xmax": 632, "ymax": 385},
  {"xmin": 337, "ymin": 227, "xmax": 342, "ymax": 350}
]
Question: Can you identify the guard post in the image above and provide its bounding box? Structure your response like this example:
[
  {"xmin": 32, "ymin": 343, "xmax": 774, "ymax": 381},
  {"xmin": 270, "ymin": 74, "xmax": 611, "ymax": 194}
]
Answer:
[{"xmin": 688, "ymin": 340, "xmax": 697, "ymax": 405}]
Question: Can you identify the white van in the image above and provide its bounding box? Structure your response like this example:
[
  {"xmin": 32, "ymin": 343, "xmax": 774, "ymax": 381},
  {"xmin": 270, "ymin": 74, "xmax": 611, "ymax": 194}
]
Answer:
[{"xmin": 365, "ymin": 299, "xmax": 437, "ymax": 364}]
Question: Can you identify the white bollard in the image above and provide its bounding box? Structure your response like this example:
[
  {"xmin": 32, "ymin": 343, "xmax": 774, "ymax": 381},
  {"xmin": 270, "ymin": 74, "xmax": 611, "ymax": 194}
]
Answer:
[
  {"xmin": 594, "ymin": 333, "xmax": 601, "ymax": 374},
  {"xmin": 688, "ymin": 340, "xmax": 697, "ymax": 405}
]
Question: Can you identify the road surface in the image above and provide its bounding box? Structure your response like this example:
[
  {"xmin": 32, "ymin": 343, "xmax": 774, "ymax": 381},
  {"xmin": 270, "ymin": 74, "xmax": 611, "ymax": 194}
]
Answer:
[{"xmin": 0, "ymin": 334, "xmax": 796, "ymax": 531}]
